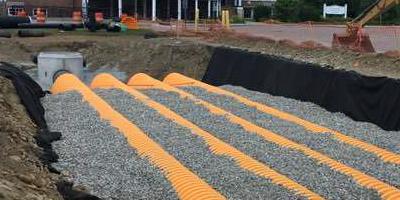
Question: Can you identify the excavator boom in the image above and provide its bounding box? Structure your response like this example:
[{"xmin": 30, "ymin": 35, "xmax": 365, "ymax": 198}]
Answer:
[
  {"xmin": 332, "ymin": 0, "xmax": 400, "ymax": 52},
  {"xmin": 353, "ymin": 0, "xmax": 399, "ymax": 28}
]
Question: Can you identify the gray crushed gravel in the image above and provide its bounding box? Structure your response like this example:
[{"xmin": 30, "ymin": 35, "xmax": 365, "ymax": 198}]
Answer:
[
  {"xmin": 181, "ymin": 86, "xmax": 400, "ymax": 188},
  {"xmin": 42, "ymin": 92, "xmax": 178, "ymax": 200},
  {"xmin": 221, "ymin": 85, "xmax": 400, "ymax": 154},
  {"xmin": 141, "ymin": 88, "xmax": 381, "ymax": 200},
  {"xmin": 95, "ymin": 88, "xmax": 306, "ymax": 200}
]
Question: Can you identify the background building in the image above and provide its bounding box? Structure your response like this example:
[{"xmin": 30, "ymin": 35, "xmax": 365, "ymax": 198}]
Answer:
[
  {"xmin": 0, "ymin": 0, "xmax": 266, "ymax": 20},
  {"xmin": 2, "ymin": 0, "xmax": 82, "ymax": 17}
]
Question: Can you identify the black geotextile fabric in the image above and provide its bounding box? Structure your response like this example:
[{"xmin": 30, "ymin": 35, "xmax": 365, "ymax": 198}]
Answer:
[
  {"xmin": 0, "ymin": 16, "xmax": 30, "ymax": 28},
  {"xmin": 203, "ymin": 47, "xmax": 400, "ymax": 131},
  {"xmin": 0, "ymin": 62, "xmax": 47, "ymax": 129},
  {"xmin": 0, "ymin": 63, "xmax": 101, "ymax": 200}
]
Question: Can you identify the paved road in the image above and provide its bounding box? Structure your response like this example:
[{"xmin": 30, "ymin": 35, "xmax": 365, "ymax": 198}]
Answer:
[
  {"xmin": 146, "ymin": 22, "xmax": 400, "ymax": 53},
  {"xmin": 233, "ymin": 23, "xmax": 400, "ymax": 53}
]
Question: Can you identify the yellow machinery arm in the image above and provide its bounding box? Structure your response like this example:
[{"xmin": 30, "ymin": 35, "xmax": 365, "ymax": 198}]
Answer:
[
  {"xmin": 333, "ymin": 0, "xmax": 399, "ymax": 52},
  {"xmin": 351, "ymin": 0, "xmax": 399, "ymax": 28}
]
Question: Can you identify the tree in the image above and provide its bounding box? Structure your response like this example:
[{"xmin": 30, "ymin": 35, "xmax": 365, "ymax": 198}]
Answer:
[
  {"xmin": 275, "ymin": 0, "xmax": 299, "ymax": 22},
  {"xmin": 274, "ymin": 0, "xmax": 321, "ymax": 22},
  {"xmin": 254, "ymin": 5, "xmax": 272, "ymax": 22},
  {"xmin": 382, "ymin": 5, "xmax": 400, "ymax": 24},
  {"xmin": 297, "ymin": 0, "xmax": 321, "ymax": 21},
  {"xmin": 273, "ymin": 0, "xmax": 399, "ymax": 24}
]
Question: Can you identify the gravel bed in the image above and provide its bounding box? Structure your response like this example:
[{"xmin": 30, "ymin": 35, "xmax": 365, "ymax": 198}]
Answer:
[
  {"xmin": 221, "ymin": 85, "xmax": 400, "ymax": 154},
  {"xmin": 141, "ymin": 89, "xmax": 381, "ymax": 200},
  {"xmin": 95, "ymin": 88, "xmax": 306, "ymax": 200},
  {"xmin": 42, "ymin": 92, "xmax": 178, "ymax": 200},
  {"xmin": 181, "ymin": 86, "xmax": 400, "ymax": 188}
]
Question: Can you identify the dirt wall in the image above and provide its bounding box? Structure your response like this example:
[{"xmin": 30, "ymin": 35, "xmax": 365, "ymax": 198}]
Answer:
[
  {"xmin": 0, "ymin": 76, "xmax": 62, "ymax": 200},
  {"xmin": 0, "ymin": 35, "xmax": 215, "ymax": 81}
]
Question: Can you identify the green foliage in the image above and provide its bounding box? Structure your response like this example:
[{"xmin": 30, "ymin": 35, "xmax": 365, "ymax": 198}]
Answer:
[
  {"xmin": 275, "ymin": 0, "xmax": 299, "ymax": 22},
  {"xmin": 231, "ymin": 15, "xmax": 246, "ymax": 24},
  {"xmin": 254, "ymin": 5, "xmax": 272, "ymax": 22},
  {"xmin": 273, "ymin": 0, "xmax": 399, "ymax": 24},
  {"xmin": 381, "ymin": 5, "xmax": 400, "ymax": 24},
  {"xmin": 296, "ymin": 2, "xmax": 321, "ymax": 21},
  {"xmin": 275, "ymin": 0, "xmax": 321, "ymax": 22}
]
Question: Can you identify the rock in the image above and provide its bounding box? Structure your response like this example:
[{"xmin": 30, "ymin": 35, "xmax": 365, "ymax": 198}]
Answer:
[
  {"xmin": 73, "ymin": 184, "xmax": 89, "ymax": 192},
  {"xmin": 17, "ymin": 174, "xmax": 35, "ymax": 185},
  {"xmin": 9, "ymin": 155, "xmax": 21, "ymax": 162},
  {"xmin": 24, "ymin": 193, "xmax": 45, "ymax": 200},
  {"xmin": 0, "ymin": 180, "xmax": 15, "ymax": 191},
  {"xmin": 60, "ymin": 170, "xmax": 70, "ymax": 177},
  {"xmin": 33, "ymin": 178, "xmax": 47, "ymax": 188}
]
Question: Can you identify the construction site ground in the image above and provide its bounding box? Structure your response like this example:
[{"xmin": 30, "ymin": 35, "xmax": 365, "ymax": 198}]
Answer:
[
  {"xmin": 152, "ymin": 22, "xmax": 400, "ymax": 52},
  {"xmin": 0, "ymin": 27, "xmax": 399, "ymax": 80},
  {"xmin": 0, "ymin": 76, "xmax": 62, "ymax": 200}
]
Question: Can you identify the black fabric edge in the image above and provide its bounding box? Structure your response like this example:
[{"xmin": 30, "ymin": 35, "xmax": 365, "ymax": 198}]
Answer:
[
  {"xmin": 202, "ymin": 47, "xmax": 400, "ymax": 131},
  {"xmin": 0, "ymin": 62, "xmax": 101, "ymax": 200}
]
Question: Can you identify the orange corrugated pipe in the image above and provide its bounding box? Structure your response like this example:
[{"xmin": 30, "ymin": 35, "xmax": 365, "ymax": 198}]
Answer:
[
  {"xmin": 51, "ymin": 73, "xmax": 225, "ymax": 200},
  {"xmin": 91, "ymin": 73, "xmax": 324, "ymax": 200},
  {"xmin": 163, "ymin": 73, "xmax": 400, "ymax": 165},
  {"xmin": 127, "ymin": 73, "xmax": 400, "ymax": 200}
]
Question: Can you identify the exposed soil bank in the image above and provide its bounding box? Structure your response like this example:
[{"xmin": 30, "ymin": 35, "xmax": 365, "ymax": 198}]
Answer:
[
  {"xmin": 0, "ymin": 76, "xmax": 62, "ymax": 200},
  {"xmin": 1, "ymin": 31, "xmax": 399, "ymax": 130},
  {"xmin": 1, "ymin": 30, "xmax": 399, "ymax": 82},
  {"xmin": 0, "ymin": 33, "xmax": 214, "ymax": 80},
  {"xmin": 204, "ymin": 31, "xmax": 400, "ymax": 79}
]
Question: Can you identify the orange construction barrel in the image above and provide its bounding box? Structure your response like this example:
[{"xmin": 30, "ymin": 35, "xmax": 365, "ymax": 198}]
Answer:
[
  {"xmin": 72, "ymin": 11, "xmax": 82, "ymax": 23},
  {"xmin": 121, "ymin": 16, "xmax": 138, "ymax": 30},
  {"xmin": 121, "ymin": 13, "xmax": 128, "ymax": 21},
  {"xmin": 95, "ymin": 12, "xmax": 104, "ymax": 23},
  {"xmin": 36, "ymin": 8, "xmax": 46, "ymax": 23}
]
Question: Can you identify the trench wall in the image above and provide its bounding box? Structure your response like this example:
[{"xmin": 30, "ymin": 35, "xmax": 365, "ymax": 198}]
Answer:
[{"xmin": 202, "ymin": 47, "xmax": 400, "ymax": 131}]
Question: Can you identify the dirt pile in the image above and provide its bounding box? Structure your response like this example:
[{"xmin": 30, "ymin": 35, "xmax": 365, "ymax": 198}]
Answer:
[
  {"xmin": 0, "ymin": 34, "xmax": 214, "ymax": 80},
  {"xmin": 209, "ymin": 31, "xmax": 400, "ymax": 79},
  {"xmin": 80, "ymin": 37, "xmax": 214, "ymax": 80},
  {"xmin": 202, "ymin": 30, "xmax": 400, "ymax": 79},
  {"xmin": 1, "ymin": 30, "xmax": 399, "ymax": 80},
  {"xmin": 0, "ymin": 76, "xmax": 61, "ymax": 200}
]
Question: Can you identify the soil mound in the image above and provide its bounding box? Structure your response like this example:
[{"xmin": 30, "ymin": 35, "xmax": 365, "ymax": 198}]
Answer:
[{"xmin": 0, "ymin": 76, "xmax": 62, "ymax": 200}]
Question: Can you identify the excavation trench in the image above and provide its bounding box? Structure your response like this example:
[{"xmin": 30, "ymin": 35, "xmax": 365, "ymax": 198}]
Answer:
[{"xmin": 7, "ymin": 33, "xmax": 400, "ymax": 132}]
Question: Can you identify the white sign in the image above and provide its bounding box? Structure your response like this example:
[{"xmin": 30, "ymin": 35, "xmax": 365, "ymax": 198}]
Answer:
[{"xmin": 323, "ymin": 4, "xmax": 347, "ymax": 18}]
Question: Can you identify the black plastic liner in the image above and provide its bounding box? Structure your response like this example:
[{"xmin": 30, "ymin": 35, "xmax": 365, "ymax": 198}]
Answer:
[
  {"xmin": 18, "ymin": 23, "xmax": 84, "ymax": 29},
  {"xmin": 0, "ymin": 62, "xmax": 47, "ymax": 129},
  {"xmin": 203, "ymin": 47, "xmax": 400, "ymax": 131},
  {"xmin": 0, "ymin": 63, "xmax": 101, "ymax": 200},
  {"xmin": 0, "ymin": 16, "xmax": 30, "ymax": 28}
]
